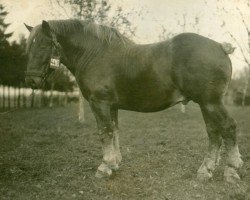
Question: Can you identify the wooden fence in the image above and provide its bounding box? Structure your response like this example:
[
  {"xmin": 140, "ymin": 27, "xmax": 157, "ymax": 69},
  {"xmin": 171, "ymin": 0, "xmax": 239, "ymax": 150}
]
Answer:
[{"xmin": 0, "ymin": 84, "xmax": 79, "ymax": 111}]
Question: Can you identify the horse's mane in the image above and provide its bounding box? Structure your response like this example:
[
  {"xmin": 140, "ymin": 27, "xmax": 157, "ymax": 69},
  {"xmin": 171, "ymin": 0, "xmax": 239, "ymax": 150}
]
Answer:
[
  {"xmin": 51, "ymin": 19, "xmax": 134, "ymax": 47},
  {"xmin": 27, "ymin": 19, "xmax": 133, "ymax": 53}
]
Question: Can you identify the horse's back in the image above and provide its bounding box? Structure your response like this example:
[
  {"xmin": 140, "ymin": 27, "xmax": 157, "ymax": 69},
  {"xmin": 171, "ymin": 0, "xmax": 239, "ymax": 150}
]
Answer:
[
  {"xmin": 170, "ymin": 33, "xmax": 232, "ymax": 104},
  {"xmin": 81, "ymin": 33, "xmax": 232, "ymax": 110}
]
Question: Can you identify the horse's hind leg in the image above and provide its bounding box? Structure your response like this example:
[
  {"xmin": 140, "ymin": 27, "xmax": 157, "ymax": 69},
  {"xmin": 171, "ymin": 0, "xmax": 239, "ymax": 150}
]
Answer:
[
  {"xmin": 197, "ymin": 103, "xmax": 222, "ymax": 181},
  {"xmin": 198, "ymin": 102, "xmax": 243, "ymax": 182},
  {"xmin": 89, "ymin": 99, "xmax": 119, "ymax": 178},
  {"xmin": 220, "ymin": 109, "xmax": 243, "ymax": 183}
]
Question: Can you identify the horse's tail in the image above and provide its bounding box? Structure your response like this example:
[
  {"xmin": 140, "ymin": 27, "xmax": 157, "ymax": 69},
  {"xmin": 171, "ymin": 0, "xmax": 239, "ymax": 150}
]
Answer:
[{"xmin": 221, "ymin": 42, "xmax": 236, "ymax": 54}]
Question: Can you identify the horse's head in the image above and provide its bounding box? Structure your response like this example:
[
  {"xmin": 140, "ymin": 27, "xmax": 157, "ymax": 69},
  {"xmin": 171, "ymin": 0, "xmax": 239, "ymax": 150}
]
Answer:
[{"xmin": 25, "ymin": 20, "xmax": 61, "ymax": 89}]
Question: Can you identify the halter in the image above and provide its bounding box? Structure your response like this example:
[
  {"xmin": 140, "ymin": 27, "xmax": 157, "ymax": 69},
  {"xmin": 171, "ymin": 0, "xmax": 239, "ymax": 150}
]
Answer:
[{"xmin": 25, "ymin": 32, "xmax": 62, "ymax": 81}]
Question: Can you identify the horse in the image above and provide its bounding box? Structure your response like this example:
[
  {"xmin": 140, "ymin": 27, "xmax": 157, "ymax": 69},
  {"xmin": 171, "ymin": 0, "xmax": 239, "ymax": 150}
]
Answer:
[{"xmin": 24, "ymin": 19, "xmax": 243, "ymax": 183}]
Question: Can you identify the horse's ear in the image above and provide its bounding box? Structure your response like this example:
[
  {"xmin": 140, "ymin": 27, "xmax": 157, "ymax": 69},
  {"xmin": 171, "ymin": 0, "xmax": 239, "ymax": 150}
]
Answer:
[
  {"xmin": 24, "ymin": 23, "xmax": 33, "ymax": 32},
  {"xmin": 41, "ymin": 20, "xmax": 51, "ymax": 37}
]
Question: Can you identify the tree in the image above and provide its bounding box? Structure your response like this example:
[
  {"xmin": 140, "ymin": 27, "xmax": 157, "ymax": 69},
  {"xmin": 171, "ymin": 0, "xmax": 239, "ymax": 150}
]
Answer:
[
  {"xmin": 212, "ymin": 0, "xmax": 250, "ymax": 106},
  {"xmin": 0, "ymin": 4, "xmax": 12, "ymax": 49},
  {"xmin": 0, "ymin": 4, "xmax": 11, "ymax": 83},
  {"xmin": 229, "ymin": 68, "xmax": 250, "ymax": 106},
  {"xmin": 0, "ymin": 4, "xmax": 22, "ymax": 86},
  {"xmin": 0, "ymin": 4, "xmax": 28, "ymax": 87},
  {"xmin": 158, "ymin": 10, "xmax": 202, "ymax": 41},
  {"xmin": 49, "ymin": 0, "xmax": 138, "ymax": 38},
  {"xmin": 6, "ymin": 37, "xmax": 27, "ymax": 86}
]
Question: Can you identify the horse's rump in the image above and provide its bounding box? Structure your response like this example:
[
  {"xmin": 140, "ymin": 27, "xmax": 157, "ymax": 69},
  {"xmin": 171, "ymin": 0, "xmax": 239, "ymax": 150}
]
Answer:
[{"xmin": 169, "ymin": 33, "xmax": 232, "ymax": 103}]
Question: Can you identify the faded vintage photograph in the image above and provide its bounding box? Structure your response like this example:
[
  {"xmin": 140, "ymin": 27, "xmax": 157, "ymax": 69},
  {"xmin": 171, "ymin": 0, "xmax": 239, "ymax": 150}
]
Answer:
[{"xmin": 0, "ymin": 0, "xmax": 249, "ymax": 199}]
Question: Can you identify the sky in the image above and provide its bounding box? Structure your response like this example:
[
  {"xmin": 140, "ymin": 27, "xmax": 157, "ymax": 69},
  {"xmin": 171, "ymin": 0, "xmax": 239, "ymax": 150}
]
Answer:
[{"xmin": 1, "ymin": 0, "xmax": 250, "ymax": 75}]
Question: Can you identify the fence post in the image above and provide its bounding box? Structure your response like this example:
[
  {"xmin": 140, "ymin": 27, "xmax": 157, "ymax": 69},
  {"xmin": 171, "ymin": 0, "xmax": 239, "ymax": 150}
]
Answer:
[
  {"xmin": 56, "ymin": 91, "xmax": 59, "ymax": 106},
  {"xmin": 31, "ymin": 89, "xmax": 35, "ymax": 108},
  {"xmin": 0, "ymin": 84, "xmax": 1, "ymax": 109},
  {"xmin": 37, "ymin": 90, "xmax": 40, "ymax": 107},
  {"xmin": 58, "ymin": 92, "xmax": 62, "ymax": 106},
  {"xmin": 64, "ymin": 91, "xmax": 68, "ymax": 106},
  {"xmin": 78, "ymin": 89, "xmax": 85, "ymax": 123},
  {"xmin": 49, "ymin": 83, "xmax": 55, "ymax": 108},
  {"xmin": 3, "ymin": 85, "xmax": 5, "ymax": 109},
  {"xmin": 22, "ymin": 84, "xmax": 26, "ymax": 108},
  {"xmin": 40, "ymin": 89, "xmax": 44, "ymax": 107},
  {"xmin": 13, "ymin": 86, "xmax": 17, "ymax": 108},
  {"xmin": 180, "ymin": 104, "xmax": 186, "ymax": 113},
  {"xmin": 8, "ymin": 85, "xmax": 11, "ymax": 109},
  {"xmin": 17, "ymin": 84, "xmax": 21, "ymax": 107}
]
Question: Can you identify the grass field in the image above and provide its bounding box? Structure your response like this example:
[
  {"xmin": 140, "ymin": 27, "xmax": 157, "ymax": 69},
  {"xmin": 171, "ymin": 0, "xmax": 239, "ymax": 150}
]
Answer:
[{"xmin": 0, "ymin": 103, "xmax": 249, "ymax": 200}]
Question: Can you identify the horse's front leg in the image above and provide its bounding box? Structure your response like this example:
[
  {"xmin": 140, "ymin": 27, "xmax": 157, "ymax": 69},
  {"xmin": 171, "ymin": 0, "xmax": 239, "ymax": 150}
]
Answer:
[
  {"xmin": 111, "ymin": 108, "xmax": 122, "ymax": 165},
  {"xmin": 89, "ymin": 98, "xmax": 119, "ymax": 178}
]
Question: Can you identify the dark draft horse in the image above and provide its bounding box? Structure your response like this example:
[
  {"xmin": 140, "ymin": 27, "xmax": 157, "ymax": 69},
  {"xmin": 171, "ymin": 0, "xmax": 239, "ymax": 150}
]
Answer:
[{"xmin": 24, "ymin": 19, "xmax": 243, "ymax": 183}]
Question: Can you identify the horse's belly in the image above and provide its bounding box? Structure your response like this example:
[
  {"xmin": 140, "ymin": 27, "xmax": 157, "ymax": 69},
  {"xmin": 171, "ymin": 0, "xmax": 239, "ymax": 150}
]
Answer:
[{"xmin": 117, "ymin": 88, "xmax": 185, "ymax": 112}]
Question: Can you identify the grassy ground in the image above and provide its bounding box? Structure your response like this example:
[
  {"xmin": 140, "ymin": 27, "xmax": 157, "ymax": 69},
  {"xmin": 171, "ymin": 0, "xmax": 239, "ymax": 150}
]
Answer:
[{"xmin": 0, "ymin": 103, "xmax": 249, "ymax": 200}]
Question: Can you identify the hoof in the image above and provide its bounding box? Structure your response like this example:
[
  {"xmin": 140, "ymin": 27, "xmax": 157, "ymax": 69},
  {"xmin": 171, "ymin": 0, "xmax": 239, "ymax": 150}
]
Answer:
[
  {"xmin": 224, "ymin": 166, "xmax": 241, "ymax": 184},
  {"xmin": 197, "ymin": 168, "xmax": 212, "ymax": 182},
  {"xmin": 233, "ymin": 157, "xmax": 243, "ymax": 169},
  {"xmin": 95, "ymin": 163, "xmax": 112, "ymax": 178},
  {"xmin": 116, "ymin": 153, "xmax": 122, "ymax": 165},
  {"xmin": 227, "ymin": 146, "xmax": 243, "ymax": 169},
  {"xmin": 228, "ymin": 156, "xmax": 243, "ymax": 170}
]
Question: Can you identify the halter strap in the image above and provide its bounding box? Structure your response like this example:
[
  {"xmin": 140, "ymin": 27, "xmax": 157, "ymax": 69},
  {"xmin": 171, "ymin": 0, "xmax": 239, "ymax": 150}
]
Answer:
[
  {"xmin": 25, "ymin": 70, "xmax": 47, "ymax": 78},
  {"xmin": 25, "ymin": 31, "xmax": 63, "ymax": 80}
]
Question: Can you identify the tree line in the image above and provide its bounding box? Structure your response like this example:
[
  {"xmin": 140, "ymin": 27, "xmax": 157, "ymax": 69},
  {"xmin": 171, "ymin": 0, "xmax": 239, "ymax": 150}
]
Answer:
[
  {"xmin": 0, "ymin": 4, "xmax": 26, "ymax": 87},
  {"xmin": 1, "ymin": 1, "xmax": 249, "ymax": 105},
  {"xmin": 0, "ymin": 4, "xmax": 75, "ymax": 92}
]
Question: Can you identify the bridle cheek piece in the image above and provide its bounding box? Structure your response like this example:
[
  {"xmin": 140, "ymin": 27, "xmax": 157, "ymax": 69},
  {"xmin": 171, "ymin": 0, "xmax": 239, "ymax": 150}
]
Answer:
[{"xmin": 25, "ymin": 44, "xmax": 61, "ymax": 81}]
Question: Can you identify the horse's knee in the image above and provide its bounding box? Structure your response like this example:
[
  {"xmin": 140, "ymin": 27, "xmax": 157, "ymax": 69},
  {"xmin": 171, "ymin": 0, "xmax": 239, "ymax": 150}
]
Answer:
[
  {"xmin": 221, "ymin": 118, "xmax": 237, "ymax": 145},
  {"xmin": 98, "ymin": 126, "xmax": 114, "ymax": 141},
  {"xmin": 225, "ymin": 118, "xmax": 237, "ymax": 133},
  {"xmin": 206, "ymin": 124, "xmax": 222, "ymax": 144}
]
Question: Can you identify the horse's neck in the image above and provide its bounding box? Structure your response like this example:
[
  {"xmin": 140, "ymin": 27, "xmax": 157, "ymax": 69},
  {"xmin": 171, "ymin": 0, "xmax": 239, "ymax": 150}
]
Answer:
[{"xmin": 59, "ymin": 34, "xmax": 107, "ymax": 75}]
